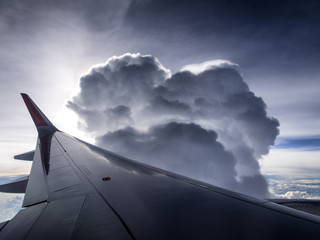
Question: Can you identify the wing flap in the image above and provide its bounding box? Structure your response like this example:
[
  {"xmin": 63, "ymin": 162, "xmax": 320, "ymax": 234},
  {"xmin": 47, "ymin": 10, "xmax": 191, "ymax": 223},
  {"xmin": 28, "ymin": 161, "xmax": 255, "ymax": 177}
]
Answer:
[
  {"xmin": 1, "ymin": 196, "xmax": 85, "ymax": 240},
  {"xmin": 25, "ymin": 196, "xmax": 85, "ymax": 240},
  {"xmin": 0, "ymin": 221, "xmax": 9, "ymax": 232},
  {"xmin": 14, "ymin": 150, "xmax": 35, "ymax": 161},
  {"xmin": 0, "ymin": 202, "xmax": 46, "ymax": 239},
  {"xmin": 22, "ymin": 138, "xmax": 48, "ymax": 207},
  {"xmin": 0, "ymin": 176, "xmax": 29, "ymax": 193}
]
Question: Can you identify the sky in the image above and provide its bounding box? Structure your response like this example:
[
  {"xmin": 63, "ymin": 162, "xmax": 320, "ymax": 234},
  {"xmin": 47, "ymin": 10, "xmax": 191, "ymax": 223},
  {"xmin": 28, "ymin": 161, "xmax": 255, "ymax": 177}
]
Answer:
[{"xmin": 0, "ymin": 0, "xmax": 320, "ymax": 221}]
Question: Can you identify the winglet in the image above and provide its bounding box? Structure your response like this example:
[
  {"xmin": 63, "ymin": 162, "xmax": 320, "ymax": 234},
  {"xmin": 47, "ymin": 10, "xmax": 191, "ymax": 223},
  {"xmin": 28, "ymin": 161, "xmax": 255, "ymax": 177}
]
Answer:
[{"xmin": 21, "ymin": 93, "xmax": 57, "ymax": 135}]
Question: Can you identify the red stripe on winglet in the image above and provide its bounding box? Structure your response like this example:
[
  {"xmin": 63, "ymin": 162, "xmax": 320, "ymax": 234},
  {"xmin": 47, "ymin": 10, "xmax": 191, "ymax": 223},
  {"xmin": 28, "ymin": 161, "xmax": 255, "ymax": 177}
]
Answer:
[{"xmin": 21, "ymin": 93, "xmax": 48, "ymax": 126}]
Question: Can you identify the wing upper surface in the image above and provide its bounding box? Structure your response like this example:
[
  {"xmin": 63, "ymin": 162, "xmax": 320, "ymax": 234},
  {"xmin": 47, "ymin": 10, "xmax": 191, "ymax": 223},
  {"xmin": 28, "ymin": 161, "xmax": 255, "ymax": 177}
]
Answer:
[{"xmin": 54, "ymin": 131, "xmax": 320, "ymax": 239}]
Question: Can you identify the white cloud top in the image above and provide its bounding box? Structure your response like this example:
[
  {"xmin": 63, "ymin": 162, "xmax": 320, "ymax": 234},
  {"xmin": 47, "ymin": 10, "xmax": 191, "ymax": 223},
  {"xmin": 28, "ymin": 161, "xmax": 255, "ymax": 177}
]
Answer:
[{"xmin": 181, "ymin": 60, "xmax": 239, "ymax": 75}]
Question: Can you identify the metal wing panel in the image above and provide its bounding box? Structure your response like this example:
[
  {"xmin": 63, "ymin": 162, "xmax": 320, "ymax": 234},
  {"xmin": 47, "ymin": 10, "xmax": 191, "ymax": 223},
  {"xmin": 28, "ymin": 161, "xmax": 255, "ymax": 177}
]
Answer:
[
  {"xmin": 14, "ymin": 150, "xmax": 35, "ymax": 161},
  {"xmin": 22, "ymin": 138, "xmax": 48, "ymax": 207},
  {"xmin": 47, "ymin": 165, "xmax": 82, "ymax": 192},
  {"xmin": 0, "ymin": 221, "xmax": 9, "ymax": 232},
  {"xmin": 25, "ymin": 196, "xmax": 85, "ymax": 240},
  {"xmin": 69, "ymin": 195, "xmax": 133, "ymax": 240},
  {"xmin": 1, "ymin": 197, "xmax": 86, "ymax": 240},
  {"xmin": 0, "ymin": 176, "xmax": 28, "ymax": 193},
  {"xmin": 0, "ymin": 202, "xmax": 46, "ymax": 240},
  {"xmin": 54, "ymin": 132, "xmax": 320, "ymax": 240},
  {"xmin": 46, "ymin": 135, "xmax": 83, "ymax": 193}
]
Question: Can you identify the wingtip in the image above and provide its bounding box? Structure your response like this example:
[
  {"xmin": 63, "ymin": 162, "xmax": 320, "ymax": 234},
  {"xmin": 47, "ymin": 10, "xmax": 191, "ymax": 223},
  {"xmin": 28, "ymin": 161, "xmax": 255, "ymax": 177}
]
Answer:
[{"xmin": 21, "ymin": 93, "xmax": 57, "ymax": 135}]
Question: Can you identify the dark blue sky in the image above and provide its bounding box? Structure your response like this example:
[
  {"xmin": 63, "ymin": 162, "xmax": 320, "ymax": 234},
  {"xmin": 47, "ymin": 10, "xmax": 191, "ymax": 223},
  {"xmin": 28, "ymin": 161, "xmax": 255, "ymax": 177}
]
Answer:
[
  {"xmin": 124, "ymin": 0, "xmax": 320, "ymax": 72},
  {"xmin": 274, "ymin": 138, "xmax": 320, "ymax": 151}
]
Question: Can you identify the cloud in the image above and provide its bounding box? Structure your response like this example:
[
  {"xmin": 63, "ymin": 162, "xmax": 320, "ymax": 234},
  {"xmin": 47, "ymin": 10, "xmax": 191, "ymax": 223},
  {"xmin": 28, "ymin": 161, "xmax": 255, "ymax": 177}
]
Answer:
[
  {"xmin": 278, "ymin": 191, "xmax": 311, "ymax": 199},
  {"xmin": 267, "ymin": 175, "xmax": 320, "ymax": 199},
  {"xmin": 260, "ymin": 149, "xmax": 320, "ymax": 176},
  {"xmin": 98, "ymin": 122, "xmax": 238, "ymax": 188},
  {"xmin": 0, "ymin": 192, "xmax": 23, "ymax": 222},
  {"xmin": 68, "ymin": 53, "xmax": 279, "ymax": 198},
  {"xmin": 181, "ymin": 60, "xmax": 240, "ymax": 75}
]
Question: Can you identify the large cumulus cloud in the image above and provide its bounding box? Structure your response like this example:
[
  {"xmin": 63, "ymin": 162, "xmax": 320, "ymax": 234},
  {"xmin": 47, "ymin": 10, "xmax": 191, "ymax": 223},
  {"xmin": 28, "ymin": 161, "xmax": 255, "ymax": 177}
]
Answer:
[{"xmin": 68, "ymin": 53, "xmax": 279, "ymax": 198}]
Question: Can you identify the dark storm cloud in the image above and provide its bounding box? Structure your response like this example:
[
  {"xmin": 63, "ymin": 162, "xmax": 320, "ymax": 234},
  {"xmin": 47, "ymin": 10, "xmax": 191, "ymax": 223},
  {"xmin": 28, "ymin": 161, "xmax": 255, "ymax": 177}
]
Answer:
[
  {"xmin": 68, "ymin": 53, "xmax": 278, "ymax": 198},
  {"xmin": 106, "ymin": 105, "xmax": 131, "ymax": 118},
  {"xmin": 104, "ymin": 105, "xmax": 133, "ymax": 131},
  {"xmin": 98, "ymin": 122, "xmax": 239, "ymax": 189},
  {"xmin": 144, "ymin": 96, "xmax": 191, "ymax": 116}
]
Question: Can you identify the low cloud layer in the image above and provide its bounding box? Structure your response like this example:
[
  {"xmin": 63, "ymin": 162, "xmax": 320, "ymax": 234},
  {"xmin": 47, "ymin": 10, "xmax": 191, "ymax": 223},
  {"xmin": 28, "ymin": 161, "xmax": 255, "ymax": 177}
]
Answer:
[
  {"xmin": 68, "ymin": 53, "xmax": 279, "ymax": 198},
  {"xmin": 267, "ymin": 176, "xmax": 320, "ymax": 199},
  {"xmin": 0, "ymin": 193, "xmax": 23, "ymax": 222}
]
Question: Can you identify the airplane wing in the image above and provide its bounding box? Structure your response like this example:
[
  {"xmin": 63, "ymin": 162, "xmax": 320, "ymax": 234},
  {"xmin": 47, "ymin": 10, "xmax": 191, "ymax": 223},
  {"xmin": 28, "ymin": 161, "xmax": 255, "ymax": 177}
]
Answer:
[{"xmin": 1, "ymin": 93, "xmax": 320, "ymax": 239}]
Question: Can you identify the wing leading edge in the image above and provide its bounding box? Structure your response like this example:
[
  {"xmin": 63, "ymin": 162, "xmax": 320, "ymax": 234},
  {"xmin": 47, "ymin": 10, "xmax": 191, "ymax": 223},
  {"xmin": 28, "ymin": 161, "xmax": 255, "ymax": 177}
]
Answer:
[{"xmin": 1, "ymin": 94, "xmax": 320, "ymax": 239}]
